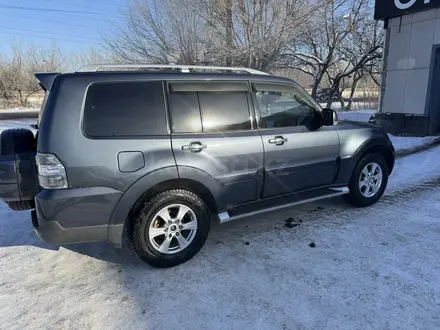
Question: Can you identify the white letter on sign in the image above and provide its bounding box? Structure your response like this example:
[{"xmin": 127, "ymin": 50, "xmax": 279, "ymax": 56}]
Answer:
[{"xmin": 394, "ymin": 0, "xmax": 417, "ymax": 9}]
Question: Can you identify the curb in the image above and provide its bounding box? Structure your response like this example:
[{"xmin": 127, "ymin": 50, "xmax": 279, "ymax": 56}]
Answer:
[
  {"xmin": 396, "ymin": 137, "xmax": 440, "ymax": 158},
  {"xmin": 0, "ymin": 111, "xmax": 39, "ymax": 120}
]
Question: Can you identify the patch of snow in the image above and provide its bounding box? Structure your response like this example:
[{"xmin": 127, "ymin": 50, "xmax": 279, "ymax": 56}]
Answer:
[
  {"xmin": 1, "ymin": 146, "xmax": 440, "ymax": 329},
  {"xmin": 0, "ymin": 119, "xmax": 37, "ymax": 134},
  {"xmin": 337, "ymin": 109, "xmax": 439, "ymax": 153},
  {"xmin": 337, "ymin": 109, "xmax": 376, "ymax": 123},
  {"xmin": 387, "ymin": 145, "xmax": 440, "ymax": 192},
  {"xmin": 389, "ymin": 135, "xmax": 438, "ymax": 153}
]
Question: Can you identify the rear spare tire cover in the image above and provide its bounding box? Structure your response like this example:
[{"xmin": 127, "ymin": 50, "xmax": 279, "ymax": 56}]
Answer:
[{"xmin": 0, "ymin": 128, "xmax": 35, "ymax": 155}]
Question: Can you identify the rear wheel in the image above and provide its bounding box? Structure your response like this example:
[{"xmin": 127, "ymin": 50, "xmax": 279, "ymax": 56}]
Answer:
[
  {"xmin": 131, "ymin": 189, "xmax": 210, "ymax": 268},
  {"xmin": 343, "ymin": 153, "xmax": 389, "ymax": 207}
]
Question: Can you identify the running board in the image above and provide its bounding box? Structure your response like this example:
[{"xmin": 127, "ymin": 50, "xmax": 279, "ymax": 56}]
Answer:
[{"xmin": 218, "ymin": 187, "xmax": 349, "ymax": 224}]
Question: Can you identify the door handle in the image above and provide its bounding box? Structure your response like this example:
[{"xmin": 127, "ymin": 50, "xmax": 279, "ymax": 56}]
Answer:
[
  {"xmin": 268, "ymin": 136, "xmax": 288, "ymax": 145},
  {"xmin": 181, "ymin": 142, "xmax": 207, "ymax": 152}
]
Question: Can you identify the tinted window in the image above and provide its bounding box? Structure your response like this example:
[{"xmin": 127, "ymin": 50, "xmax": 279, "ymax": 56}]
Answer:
[
  {"xmin": 84, "ymin": 81, "xmax": 167, "ymax": 137},
  {"xmin": 253, "ymin": 84, "xmax": 319, "ymax": 130},
  {"xmin": 169, "ymin": 92, "xmax": 202, "ymax": 133},
  {"xmin": 198, "ymin": 92, "xmax": 251, "ymax": 132}
]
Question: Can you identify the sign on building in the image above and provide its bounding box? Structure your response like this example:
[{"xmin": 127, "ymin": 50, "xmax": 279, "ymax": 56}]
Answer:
[{"xmin": 375, "ymin": 0, "xmax": 440, "ymax": 19}]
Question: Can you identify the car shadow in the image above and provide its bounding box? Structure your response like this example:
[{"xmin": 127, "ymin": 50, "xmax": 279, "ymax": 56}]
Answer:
[
  {"xmin": 63, "ymin": 197, "xmax": 350, "ymax": 265},
  {"xmin": 0, "ymin": 197, "xmax": 350, "ymax": 264},
  {"xmin": 0, "ymin": 207, "xmax": 60, "ymax": 250}
]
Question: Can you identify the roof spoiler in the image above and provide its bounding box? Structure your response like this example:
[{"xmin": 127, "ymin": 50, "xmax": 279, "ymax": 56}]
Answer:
[{"xmin": 35, "ymin": 72, "xmax": 59, "ymax": 91}]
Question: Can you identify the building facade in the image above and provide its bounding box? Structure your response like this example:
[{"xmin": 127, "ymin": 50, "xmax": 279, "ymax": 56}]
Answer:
[{"xmin": 375, "ymin": 0, "xmax": 440, "ymax": 136}]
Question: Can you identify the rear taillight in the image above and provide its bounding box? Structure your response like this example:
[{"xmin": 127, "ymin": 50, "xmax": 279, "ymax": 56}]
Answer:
[{"xmin": 35, "ymin": 153, "xmax": 68, "ymax": 189}]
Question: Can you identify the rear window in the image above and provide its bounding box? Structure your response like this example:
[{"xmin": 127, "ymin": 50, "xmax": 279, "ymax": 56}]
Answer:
[{"xmin": 83, "ymin": 81, "xmax": 167, "ymax": 137}]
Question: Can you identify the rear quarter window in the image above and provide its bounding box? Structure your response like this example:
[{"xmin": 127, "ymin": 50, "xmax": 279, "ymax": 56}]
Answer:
[{"xmin": 83, "ymin": 81, "xmax": 167, "ymax": 137}]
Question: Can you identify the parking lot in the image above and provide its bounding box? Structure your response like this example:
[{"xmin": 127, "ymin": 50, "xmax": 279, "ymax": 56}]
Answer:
[{"xmin": 1, "ymin": 134, "xmax": 440, "ymax": 329}]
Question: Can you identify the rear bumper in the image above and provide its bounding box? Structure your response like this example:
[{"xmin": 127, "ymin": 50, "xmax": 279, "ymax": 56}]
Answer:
[
  {"xmin": 32, "ymin": 210, "xmax": 108, "ymax": 244},
  {"xmin": 34, "ymin": 187, "xmax": 123, "ymax": 245}
]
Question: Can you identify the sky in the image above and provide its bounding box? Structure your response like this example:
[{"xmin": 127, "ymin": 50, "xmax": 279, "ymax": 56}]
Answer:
[{"xmin": 0, "ymin": 0, "xmax": 128, "ymax": 56}]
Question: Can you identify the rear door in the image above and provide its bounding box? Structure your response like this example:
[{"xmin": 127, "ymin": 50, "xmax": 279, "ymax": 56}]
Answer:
[
  {"xmin": 168, "ymin": 81, "xmax": 264, "ymax": 209},
  {"xmin": 252, "ymin": 82, "xmax": 340, "ymax": 198}
]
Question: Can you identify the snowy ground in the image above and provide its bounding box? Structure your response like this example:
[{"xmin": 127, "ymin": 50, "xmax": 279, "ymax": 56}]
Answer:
[
  {"xmin": 1, "ymin": 143, "xmax": 440, "ymax": 329},
  {"xmin": 0, "ymin": 118, "xmax": 37, "ymax": 133},
  {"xmin": 338, "ymin": 109, "xmax": 440, "ymax": 154},
  {"xmin": 338, "ymin": 108, "xmax": 376, "ymax": 123}
]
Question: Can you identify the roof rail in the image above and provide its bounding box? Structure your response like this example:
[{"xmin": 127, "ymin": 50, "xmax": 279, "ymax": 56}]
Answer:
[{"xmin": 76, "ymin": 64, "xmax": 269, "ymax": 75}]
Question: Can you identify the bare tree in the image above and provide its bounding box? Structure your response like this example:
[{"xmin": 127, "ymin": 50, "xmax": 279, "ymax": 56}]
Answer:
[
  {"xmin": 197, "ymin": 0, "xmax": 318, "ymax": 70},
  {"xmin": 105, "ymin": 0, "xmax": 319, "ymax": 70},
  {"xmin": 68, "ymin": 48, "xmax": 113, "ymax": 71},
  {"xmin": 104, "ymin": 0, "xmax": 208, "ymax": 64},
  {"xmin": 324, "ymin": 3, "xmax": 383, "ymax": 108},
  {"xmin": 0, "ymin": 42, "xmax": 64, "ymax": 107},
  {"xmin": 279, "ymin": 0, "xmax": 376, "ymax": 99}
]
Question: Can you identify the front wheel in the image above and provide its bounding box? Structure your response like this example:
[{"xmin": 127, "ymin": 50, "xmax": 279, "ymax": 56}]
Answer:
[
  {"xmin": 131, "ymin": 189, "xmax": 210, "ymax": 268},
  {"xmin": 343, "ymin": 153, "xmax": 389, "ymax": 207}
]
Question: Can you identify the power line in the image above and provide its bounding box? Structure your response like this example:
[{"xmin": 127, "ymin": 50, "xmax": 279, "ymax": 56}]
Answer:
[
  {"xmin": 0, "ymin": 12, "xmax": 107, "ymax": 30},
  {"xmin": 0, "ymin": 31, "xmax": 98, "ymax": 45},
  {"xmin": 85, "ymin": 0, "xmax": 123, "ymax": 7},
  {"xmin": 0, "ymin": 26, "xmax": 101, "ymax": 41},
  {"xmin": 0, "ymin": 4, "xmax": 123, "ymax": 18},
  {"xmin": 0, "ymin": 11, "xmax": 119, "ymax": 24},
  {"xmin": 39, "ymin": 0, "xmax": 123, "ymax": 12}
]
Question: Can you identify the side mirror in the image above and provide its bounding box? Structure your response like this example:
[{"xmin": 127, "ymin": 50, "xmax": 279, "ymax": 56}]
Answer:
[{"xmin": 322, "ymin": 108, "xmax": 338, "ymax": 126}]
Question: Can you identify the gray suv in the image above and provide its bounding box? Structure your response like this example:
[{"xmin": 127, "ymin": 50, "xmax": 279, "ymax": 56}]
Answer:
[{"xmin": 0, "ymin": 65, "xmax": 395, "ymax": 267}]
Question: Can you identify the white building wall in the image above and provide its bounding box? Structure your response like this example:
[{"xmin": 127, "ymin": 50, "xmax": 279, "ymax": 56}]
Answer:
[{"xmin": 382, "ymin": 8, "xmax": 440, "ymax": 115}]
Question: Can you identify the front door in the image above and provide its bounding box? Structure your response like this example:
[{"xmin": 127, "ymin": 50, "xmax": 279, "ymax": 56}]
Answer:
[
  {"xmin": 252, "ymin": 82, "xmax": 340, "ymax": 198},
  {"xmin": 168, "ymin": 81, "xmax": 264, "ymax": 209}
]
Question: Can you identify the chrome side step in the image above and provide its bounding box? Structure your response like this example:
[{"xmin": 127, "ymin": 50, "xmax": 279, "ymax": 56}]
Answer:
[{"xmin": 218, "ymin": 187, "xmax": 349, "ymax": 224}]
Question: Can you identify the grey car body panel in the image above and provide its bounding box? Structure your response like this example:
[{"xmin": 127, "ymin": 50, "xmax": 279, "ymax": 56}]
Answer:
[
  {"xmin": 0, "ymin": 70, "xmax": 394, "ymax": 247},
  {"xmin": 35, "ymin": 187, "xmax": 123, "ymax": 228},
  {"xmin": 35, "ymin": 72, "xmax": 59, "ymax": 91},
  {"xmin": 172, "ymin": 131, "xmax": 265, "ymax": 211},
  {"xmin": 334, "ymin": 120, "xmax": 395, "ymax": 184},
  {"xmin": 107, "ymin": 166, "xmax": 179, "ymax": 243},
  {"xmin": 258, "ymin": 125, "xmax": 340, "ymax": 197}
]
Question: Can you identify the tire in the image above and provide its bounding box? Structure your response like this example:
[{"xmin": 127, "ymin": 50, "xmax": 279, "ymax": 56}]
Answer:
[
  {"xmin": 7, "ymin": 200, "xmax": 35, "ymax": 211},
  {"xmin": 343, "ymin": 153, "xmax": 389, "ymax": 207},
  {"xmin": 131, "ymin": 189, "xmax": 210, "ymax": 268},
  {"xmin": 0, "ymin": 128, "xmax": 35, "ymax": 155}
]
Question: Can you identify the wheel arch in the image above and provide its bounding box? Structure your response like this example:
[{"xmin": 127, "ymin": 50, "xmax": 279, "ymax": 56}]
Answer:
[
  {"xmin": 336, "ymin": 138, "xmax": 395, "ymax": 185},
  {"xmin": 107, "ymin": 168, "xmax": 218, "ymax": 247},
  {"xmin": 354, "ymin": 142, "xmax": 395, "ymax": 175}
]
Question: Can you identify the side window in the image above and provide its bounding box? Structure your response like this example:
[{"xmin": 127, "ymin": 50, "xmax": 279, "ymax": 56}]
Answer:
[
  {"xmin": 168, "ymin": 88, "xmax": 252, "ymax": 133},
  {"xmin": 169, "ymin": 92, "xmax": 202, "ymax": 133},
  {"xmin": 253, "ymin": 83, "xmax": 319, "ymax": 129},
  {"xmin": 84, "ymin": 81, "xmax": 167, "ymax": 137},
  {"xmin": 198, "ymin": 92, "xmax": 251, "ymax": 132}
]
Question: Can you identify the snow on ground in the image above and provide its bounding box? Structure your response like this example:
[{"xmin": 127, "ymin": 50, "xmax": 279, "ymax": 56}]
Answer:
[
  {"xmin": 338, "ymin": 109, "xmax": 440, "ymax": 153},
  {"xmin": 390, "ymin": 135, "xmax": 439, "ymax": 154},
  {"xmin": 0, "ymin": 118, "xmax": 37, "ymax": 135},
  {"xmin": 338, "ymin": 109, "xmax": 376, "ymax": 123},
  {"xmin": 1, "ymin": 146, "xmax": 440, "ymax": 329}
]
